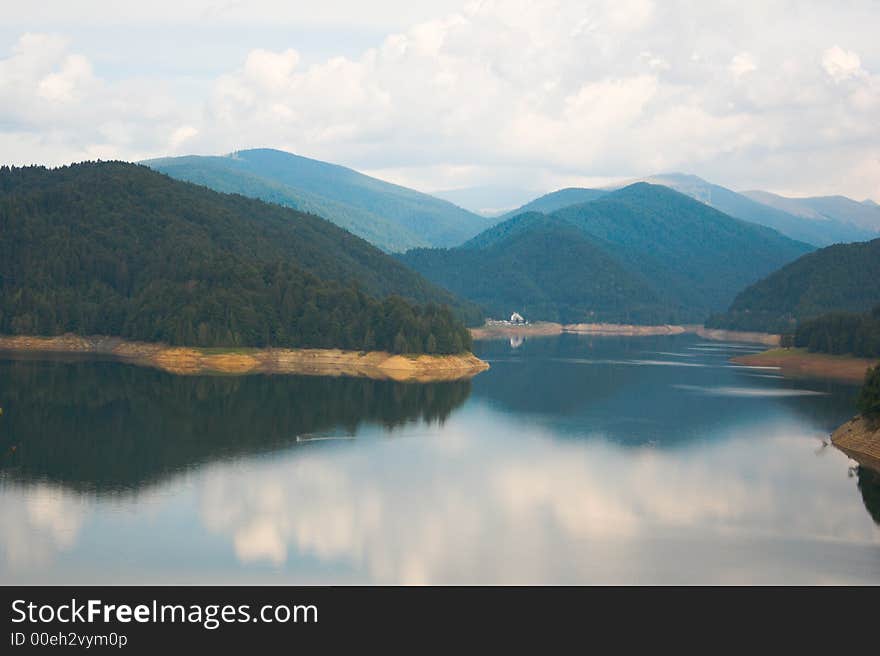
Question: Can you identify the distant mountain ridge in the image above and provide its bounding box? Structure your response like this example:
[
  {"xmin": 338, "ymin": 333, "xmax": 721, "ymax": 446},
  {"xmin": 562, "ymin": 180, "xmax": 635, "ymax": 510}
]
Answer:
[
  {"xmin": 707, "ymin": 238, "xmax": 880, "ymax": 333},
  {"xmin": 496, "ymin": 188, "xmax": 609, "ymax": 220},
  {"xmin": 742, "ymin": 189, "xmax": 880, "ymax": 233},
  {"xmin": 623, "ymin": 173, "xmax": 877, "ymax": 247},
  {"xmin": 399, "ymin": 183, "xmax": 812, "ymax": 324},
  {"xmin": 144, "ymin": 148, "xmax": 495, "ymax": 252}
]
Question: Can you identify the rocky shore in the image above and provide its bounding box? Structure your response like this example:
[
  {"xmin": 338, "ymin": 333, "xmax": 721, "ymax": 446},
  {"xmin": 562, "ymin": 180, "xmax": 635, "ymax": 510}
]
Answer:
[
  {"xmin": 832, "ymin": 415, "xmax": 880, "ymax": 473},
  {"xmin": 0, "ymin": 334, "xmax": 490, "ymax": 382}
]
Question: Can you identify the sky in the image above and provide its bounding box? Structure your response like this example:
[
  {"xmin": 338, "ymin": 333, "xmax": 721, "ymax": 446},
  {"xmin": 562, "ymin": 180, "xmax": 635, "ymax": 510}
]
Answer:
[{"xmin": 2, "ymin": 0, "xmax": 879, "ymax": 202}]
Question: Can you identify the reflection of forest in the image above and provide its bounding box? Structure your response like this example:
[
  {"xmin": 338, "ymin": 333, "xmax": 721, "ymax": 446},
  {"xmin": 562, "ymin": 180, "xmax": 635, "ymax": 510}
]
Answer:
[
  {"xmin": 0, "ymin": 358, "xmax": 470, "ymax": 493},
  {"xmin": 857, "ymin": 466, "xmax": 880, "ymax": 526},
  {"xmin": 472, "ymin": 334, "xmax": 859, "ymax": 443}
]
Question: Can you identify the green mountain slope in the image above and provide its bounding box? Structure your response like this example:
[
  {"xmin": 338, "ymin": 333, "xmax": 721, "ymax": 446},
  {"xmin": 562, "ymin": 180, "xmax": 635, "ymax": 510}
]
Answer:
[
  {"xmin": 400, "ymin": 216, "xmax": 663, "ymax": 323},
  {"xmin": 707, "ymin": 238, "xmax": 880, "ymax": 333},
  {"xmin": 0, "ymin": 162, "xmax": 478, "ymax": 352},
  {"xmin": 400, "ymin": 183, "xmax": 812, "ymax": 324},
  {"xmin": 793, "ymin": 305, "xmax": 880, "ymax": 358},
  {"xmin": 144, "ymin": 148, "xmax": 494, "ymax": 252},
  {"xmin": 634, "ymin": 173, "xmax": 875, "ymax": 246}
]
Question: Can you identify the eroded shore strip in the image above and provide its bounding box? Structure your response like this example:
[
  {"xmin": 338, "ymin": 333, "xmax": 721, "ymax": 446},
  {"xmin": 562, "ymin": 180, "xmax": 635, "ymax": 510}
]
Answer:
[
  {"xmin": 0, "ymin": 334, "xmax": 489, "ymax": 382},
  {"xmin": 832, "ymin": 416, "xmax": 880, "ymax": 472},
  {"xmin": 471, "ymin": 322, "xmax": 779, "ymax": 344},
  {"xmin": 732, "ymin": 348, "xmax": 878, "ymax": 383}
]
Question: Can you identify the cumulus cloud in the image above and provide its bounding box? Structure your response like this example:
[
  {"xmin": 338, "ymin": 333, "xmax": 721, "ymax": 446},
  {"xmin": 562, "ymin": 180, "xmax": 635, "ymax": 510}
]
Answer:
[
  {"xmin": 728, "ymin": 52, "xmax": 757, "ymax": 78},
  {"xmin": 1, "ymin": 1, "xmax": 879, "ymax": 199},
  {"xmin": 822, "ymin": 45, "xmax": 864, "ymax": 82}
]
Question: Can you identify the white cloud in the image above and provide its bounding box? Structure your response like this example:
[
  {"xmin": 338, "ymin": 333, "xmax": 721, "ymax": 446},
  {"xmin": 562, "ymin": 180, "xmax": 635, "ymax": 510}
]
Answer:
[
  {"xmin": 822, "ymin": 45, "xmax": 864, "ymax": 82},
  {"xmin": 729, "ymin": 52, "xmax": 757, "ymax": 78},
  {"xmin": 1, "ymin": 1, "xmax": 879, "ymax": 199}
]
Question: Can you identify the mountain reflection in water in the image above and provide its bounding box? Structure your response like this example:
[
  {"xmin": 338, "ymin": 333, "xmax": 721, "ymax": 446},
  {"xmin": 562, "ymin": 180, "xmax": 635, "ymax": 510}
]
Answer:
[{"xmin": 0, "ymin": 357, "xmax": 469, "ymax": 493}]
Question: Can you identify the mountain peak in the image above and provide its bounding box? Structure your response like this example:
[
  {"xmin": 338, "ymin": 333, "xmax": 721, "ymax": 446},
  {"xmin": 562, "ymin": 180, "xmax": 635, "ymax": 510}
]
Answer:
[{"xmin": 144, "ymin": 148, "xmax": 494, "ymax": 252}]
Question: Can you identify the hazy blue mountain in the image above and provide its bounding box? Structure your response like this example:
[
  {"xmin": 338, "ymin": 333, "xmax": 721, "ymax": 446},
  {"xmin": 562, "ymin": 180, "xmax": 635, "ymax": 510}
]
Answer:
[
  {"xmin": 743, "ymin": 189, "xmax": 880, "ymax": 234},
  {"xmin": 864, "ymin": 199, "xmax": 879, "ymax": 207},
  {"xmin": 497, "ymin": 188, "xmax": 609, "ymax": 220},
  {"xmin": 622, "ymin": 173, "xmax": 875, "ymax": 246},
  {"xmin": 144, "ymin": 148, "xmax": 495, "ymax": 252},
  {"xmin": 399, "ymin": 183, "xmax": 812, "ymax": 324},
  {"xmin": 707, "ymin": 238, "xmax": 880, "ymax": 333}
]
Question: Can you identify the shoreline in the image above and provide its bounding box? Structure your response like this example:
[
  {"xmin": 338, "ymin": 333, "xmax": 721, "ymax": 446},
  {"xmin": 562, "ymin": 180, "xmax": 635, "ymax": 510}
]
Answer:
[
  {"xmin": 470, "ymin": 322, "xmax": 779, "ymax": 344},
  {"xmin": 0, "ymin": 334, "xmax": 490, "ymax": 382},
  {"xmin": 832, "ymin": 415, "xmax": 880, "ymax": 473},
  {"xmin": 731, "ymin": 348, "xmax": 877, "ymax": 383}
]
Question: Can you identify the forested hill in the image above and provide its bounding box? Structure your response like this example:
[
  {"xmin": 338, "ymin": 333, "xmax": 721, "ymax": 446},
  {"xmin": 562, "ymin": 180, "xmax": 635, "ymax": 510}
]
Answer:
[
  {"xmin": 145, "ymin": 148, "xmax": 494, "ymax": 252},
  {"xmin": 0, "ymin": 162, "xmax": 476, "ymax": 354},
  {"xmin": 497, "ymin": 188, "xmax": 608, "ymax": 220},
  {"xmin": 707, "ymin": 238, "xmax": 880, "ymax": 333},
  {"xmin": 792, "ymin": 305, "xmax": 880, "ymax": 358},
  {"xmin": 401, "ymin": 217, "xmax": 664, "ymax": 323},
  {"xmin": 399, "ymin": 183, "xmax": 812, "ymax": 324}
]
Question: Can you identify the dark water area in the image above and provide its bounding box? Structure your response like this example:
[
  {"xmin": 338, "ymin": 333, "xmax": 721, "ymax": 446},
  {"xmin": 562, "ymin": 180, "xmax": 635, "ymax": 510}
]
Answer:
[{"xmin": 1, "ymin": 334, "xmax": 878, "ymax": 584}]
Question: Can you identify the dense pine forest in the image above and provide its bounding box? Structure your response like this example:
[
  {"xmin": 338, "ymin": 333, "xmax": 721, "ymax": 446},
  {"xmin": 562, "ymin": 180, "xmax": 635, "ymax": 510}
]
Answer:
[
  {"xmin": 0, "ymin": 162, "xmax": 474, "ymax": 354},
  {"xmin": 791, "ymin": 305, "xmax": 880, "ymax": 358},
  {"xmin": 859, "ymin": 366, "xmax": 880, "ymax": 417}
]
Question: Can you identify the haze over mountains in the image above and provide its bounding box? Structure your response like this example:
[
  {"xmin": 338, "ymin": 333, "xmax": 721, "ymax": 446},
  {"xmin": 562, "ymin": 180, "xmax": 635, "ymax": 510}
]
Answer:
[
  {"xmin": 469, "ymin": 172, "xmax": 879, "ymax": 248},
  {"xmin": 626, "ymin": 173, "xmax": 879, "ymax": 247},
  {"xmin": 741, "ymin": 189, "xmax": 880, "ymax": 232},
  {"xmin": 400, "ymin": 183, "xmax": 812, "ymax": 324},
  {"xmin": 145, "ymin": 148, "xmax": 494, "ymax": 253},
  {"xmin": 147, "ymin": 147, "xmax": 879, "ymax": 255}
]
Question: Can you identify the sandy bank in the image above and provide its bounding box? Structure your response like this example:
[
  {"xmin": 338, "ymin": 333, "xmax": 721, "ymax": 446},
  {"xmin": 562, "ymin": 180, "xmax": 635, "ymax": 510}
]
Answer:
[
  {"xmin": 470, "ymin": 322, "xmax": 564, "ymax": 339},
  {"xmin": 732, "ymin": 348, "xmax": 877, "ymax": 383},
  {"xmin": 832, "ymin": 415, "xmax": 880, "ymax": 473},
  {"xmin": 470, "ymin": 322, "xmax": 767, "ymax": 342},
  {"xmin": 564, "ymin": 322, "xmax": 691, "ymax": 336},
  {"xmin": 470, "ymin": 321, "xmax": 690, "ymax": 340},
  {"xmin": 0, "ymin": 334, "xmax": 489, "ymax": 382}
]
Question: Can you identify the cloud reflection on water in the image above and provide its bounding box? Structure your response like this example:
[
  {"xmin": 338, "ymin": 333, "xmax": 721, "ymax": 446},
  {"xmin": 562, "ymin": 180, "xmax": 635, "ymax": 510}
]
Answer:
[{"xmin": 195, "ymin": 410, "xmax": 880, "ymax": 584}]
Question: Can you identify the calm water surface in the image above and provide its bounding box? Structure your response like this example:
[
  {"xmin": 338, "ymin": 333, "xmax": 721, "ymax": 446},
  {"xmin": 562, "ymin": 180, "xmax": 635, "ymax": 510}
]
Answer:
[{"xmin": 1, "ymin": 333, "xmax": 878, "ymax": 584}]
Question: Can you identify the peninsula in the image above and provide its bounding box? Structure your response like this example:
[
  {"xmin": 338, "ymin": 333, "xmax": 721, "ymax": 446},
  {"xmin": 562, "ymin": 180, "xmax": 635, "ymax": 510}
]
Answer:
[{"xmin": 0, "ymin": 335, "xmax": 489, "ymax": 382}]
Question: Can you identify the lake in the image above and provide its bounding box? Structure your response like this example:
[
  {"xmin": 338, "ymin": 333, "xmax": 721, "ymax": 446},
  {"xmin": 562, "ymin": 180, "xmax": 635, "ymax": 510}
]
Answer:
[{"xmin": 1, "ymin": 333, "xmax": 878, "ymax": 584}]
